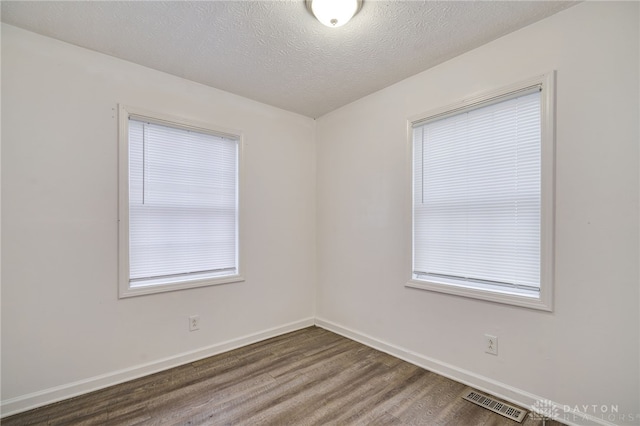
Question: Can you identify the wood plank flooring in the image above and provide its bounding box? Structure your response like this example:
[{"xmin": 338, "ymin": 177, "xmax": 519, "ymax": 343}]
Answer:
[{"xmin": 2, "ymin": 327, "xmax": 563, "ymax": 425}]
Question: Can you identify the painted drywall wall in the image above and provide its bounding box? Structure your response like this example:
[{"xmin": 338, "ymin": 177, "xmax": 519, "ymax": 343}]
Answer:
[
  {"xmin": 1, "ymin": 24, "xmax": 316, "ymax": 411},
  {"xmin": 316, "ymin": 2, "xmax": 639, "ymax": 425}
]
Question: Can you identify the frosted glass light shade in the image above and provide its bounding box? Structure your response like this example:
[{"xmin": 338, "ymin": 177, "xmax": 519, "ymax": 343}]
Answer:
[{"xmin": 307, "ymin": 0, "xmax": 362, "ymax": 27}]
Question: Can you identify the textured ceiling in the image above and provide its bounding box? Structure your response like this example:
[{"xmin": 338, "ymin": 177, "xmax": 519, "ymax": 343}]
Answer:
[{"xmin": 1, "ymin": 1, "xmax": 576, "ymax": 118}]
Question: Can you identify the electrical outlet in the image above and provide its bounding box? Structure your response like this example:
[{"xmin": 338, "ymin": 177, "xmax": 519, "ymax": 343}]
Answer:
[
  {"xmin": 189, "ymin": 315, "xmax": 200, "ymax": 331},
  {"xmin": 484, "ymin": 334, "xmax": 498, "ymax": 355}
]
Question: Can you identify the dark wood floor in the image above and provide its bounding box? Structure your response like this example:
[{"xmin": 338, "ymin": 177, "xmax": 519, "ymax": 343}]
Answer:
[{"xmin": 2, "ymin": 327, "xmax": 562, "ymax": 425}]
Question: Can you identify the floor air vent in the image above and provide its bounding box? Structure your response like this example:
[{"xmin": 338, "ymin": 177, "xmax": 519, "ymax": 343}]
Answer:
[{"xmin": 462, "ymin": 390, "xmax": 527, "ymax": 423}]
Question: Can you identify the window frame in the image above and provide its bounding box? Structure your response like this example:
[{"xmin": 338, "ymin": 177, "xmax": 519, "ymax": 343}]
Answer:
[
  {"xmin": 118, "ymin": 105, "xmax": 244, "ymax": 298},
  {"xmin": 406, "ymin": 72, "xmax": 555, "ymax": 311}
]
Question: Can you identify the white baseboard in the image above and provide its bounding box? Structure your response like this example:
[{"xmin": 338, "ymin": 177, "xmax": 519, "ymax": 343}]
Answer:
[
  {"xmin": 1, "ymin": 317, "xmax": 619, "ymax": 426},
  {"xmin": 314, "ymin": 317, "xmax": 616, "ymax": 426},
  {"xmin": 1, "ymin": 317, "xmax": 315, "ymax": 418}
]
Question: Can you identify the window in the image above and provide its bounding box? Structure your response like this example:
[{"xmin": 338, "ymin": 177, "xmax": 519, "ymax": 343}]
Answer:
[
  {"xmin": 118, "ymin": 106, "xmax": 243, "ymax": 297},
  {"xmin": 408, "ymin": 73, "xmax": 555, "ymax": 310}
]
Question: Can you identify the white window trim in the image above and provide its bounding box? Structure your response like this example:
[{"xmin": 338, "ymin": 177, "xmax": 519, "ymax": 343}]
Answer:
[
  {"xmin": 406, "ymin": 72, "xmax": 555, "ymax": 311},
  {"xmin": 118, "ymin": 105, "xmax": 245, "ymax": 298}
]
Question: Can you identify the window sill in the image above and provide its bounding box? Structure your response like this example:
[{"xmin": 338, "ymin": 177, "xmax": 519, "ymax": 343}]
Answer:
[
  {"xmin": 119, "ymin": 274, "xmax": 245, "ymax": 298},
  {"xmin": 405, "ymin": 278, "xmax": 552, "ymax": 311}
]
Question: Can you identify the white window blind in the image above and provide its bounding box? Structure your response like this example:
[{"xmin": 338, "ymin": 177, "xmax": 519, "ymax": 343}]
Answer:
[
  {"xmin": 412, "ymin": 89, "xmax": 541, "ymax": 293},
  {"xmin": 128, "ymin": 118, "xmax": 238, "ymax": 288}
]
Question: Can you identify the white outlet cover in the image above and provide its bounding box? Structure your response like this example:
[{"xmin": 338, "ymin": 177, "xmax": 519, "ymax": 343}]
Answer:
[
  {"xmin": 484, "ymin": 334, "xmax": 498, "ymax": 355},
  {"xmin": 189, "ymin": 315, "xmax": 200, "ymax": 331}
]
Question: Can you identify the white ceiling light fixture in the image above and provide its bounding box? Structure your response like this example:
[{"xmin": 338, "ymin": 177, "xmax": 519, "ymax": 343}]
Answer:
[{"xmin": 306, "ymin": 0, "xmax": 363, "ymax": 28}]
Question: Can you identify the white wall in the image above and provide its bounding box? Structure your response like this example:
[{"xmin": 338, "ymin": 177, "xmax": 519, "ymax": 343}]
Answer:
[
  {"xmin": 1, "ymin": 24, "xmax": 316, "ymax": 413},
  {"xmin": 316, "ymin": 2, "xmax": 639, "ymax": 425}
]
